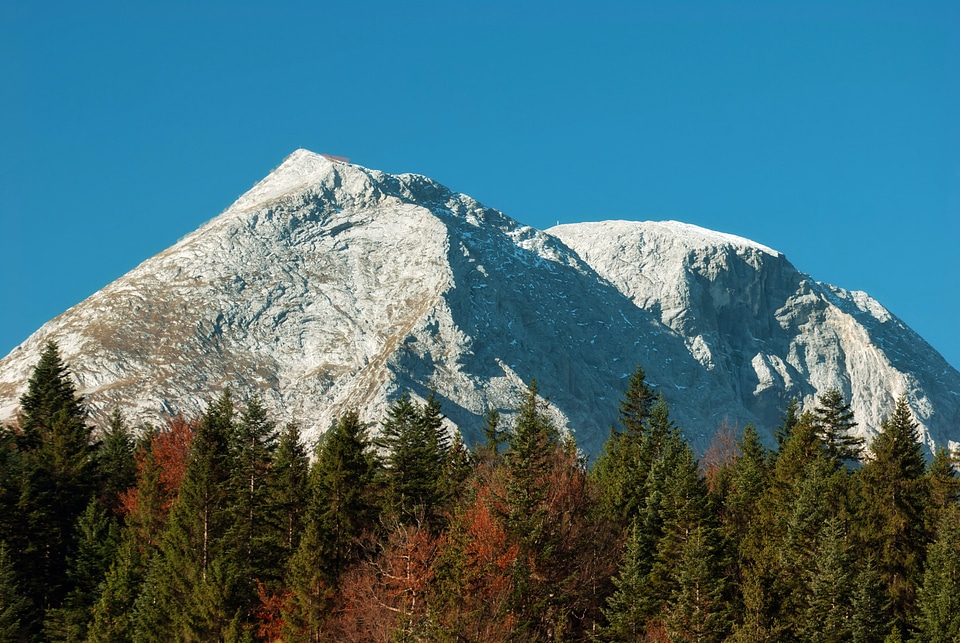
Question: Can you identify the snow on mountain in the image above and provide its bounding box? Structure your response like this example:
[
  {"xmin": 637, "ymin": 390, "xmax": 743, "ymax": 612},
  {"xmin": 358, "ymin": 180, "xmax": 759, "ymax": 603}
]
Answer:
[{"xmin": 1, "ymin": 150, "xmax": 957, "ymax": 456}]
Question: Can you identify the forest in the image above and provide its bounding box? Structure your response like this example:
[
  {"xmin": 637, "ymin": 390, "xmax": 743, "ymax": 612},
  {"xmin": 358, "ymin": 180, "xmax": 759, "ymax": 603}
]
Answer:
[{"xmin": 1, "ymin": 341, "xmax": 959, "ymax": 642}]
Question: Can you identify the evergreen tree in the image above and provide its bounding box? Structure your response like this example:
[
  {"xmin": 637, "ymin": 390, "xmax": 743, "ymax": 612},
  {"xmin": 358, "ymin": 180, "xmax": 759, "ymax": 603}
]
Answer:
[
  {"xmin": 663, "ymin": 524, "xmax": 731, "ymax": 643},
  {"xmin": 94, "ymin": 408, "xmax": 136, "ymax": 515},
  {"xmin": 268, "ymin": 422, "xmax": 309, "ymax": 558},
  {"xmin": 479, "ymin": 407, "xmax": 505, "ymax": 461},
  {"xmin": 724, "ymin": 425, "xmax": 770, "ymax": 539},
  {"xmin": 618, "ymin": 364, "xmax": 656, "ymax": 437},
  {"xmin": 591, "ymin": 365, "xmax": 657, "ymax": 526},
  {"xmin": 226, "ymin": 397, "xmax": 279, "ymax": 612},
  {"xmin": 599, "ymin": 520, "xmax": 651, "ymax": 641},
  {"xmin": 43, "ymin": 500, "xmax": 121, "ymax": 642},
  {"xmin": 797, "ymin": 516, "xmax": 853, "ymax": 642},
  {"xmin": 814, "ymin": 388, "xmax": 863, "ymax": 465},
  {"xmin": 0, "ymin": 541, "xmax": 27, "ymax": 643},
  {"xmin": 10, "ymin": 342, "xmax": 95, "ymax": 637},
  {"xmin": 132, "ymin": 391, "xmax": 240, "ymax": 640},
  {"xmin": 283, "ymin": 410, "xmax": 377, "ymax": 641},
  {"xmin": 600, "ymin": 402, "xmax": 727, "ymax": 641},
  {"xmin": 925, "ymin": 447, "xmax": 960, "ymax": 534},
  {"xmin": 850, "ymin": 563, "xmax": 889, "ymax": 643},
  {"xmin": 378, "ymin": 392, "xmax": 450, "ymax": 529},
  {"xmin": 504, "ymin": 380, "xmax": 559, "ymax": 543},
  {"xmin": 857, "ymin": 395, "xmax": 928, "ymax": 632},
  {"xmin": 774, "ymin": 398, "xmax": 802, "ymax": 452},
  {"xmin": 85, "ymin": 536, "xmax": 144, "ymax": 643},
  {"xmin": 914, "ymin": 506, "xmax": 960, "ymax": 642}
]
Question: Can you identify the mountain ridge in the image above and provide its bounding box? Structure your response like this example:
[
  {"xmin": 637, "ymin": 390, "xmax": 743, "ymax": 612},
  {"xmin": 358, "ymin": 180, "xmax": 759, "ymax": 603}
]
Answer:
[{"xmin": 2, "ymin": 149, "xmax": 957, "ymax": 455}]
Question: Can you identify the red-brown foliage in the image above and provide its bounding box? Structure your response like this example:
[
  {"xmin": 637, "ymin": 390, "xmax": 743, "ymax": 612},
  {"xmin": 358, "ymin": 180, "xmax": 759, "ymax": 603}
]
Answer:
[{"xmin": 118, "ymin": 414, "xmax": 196, "ymax": 521}]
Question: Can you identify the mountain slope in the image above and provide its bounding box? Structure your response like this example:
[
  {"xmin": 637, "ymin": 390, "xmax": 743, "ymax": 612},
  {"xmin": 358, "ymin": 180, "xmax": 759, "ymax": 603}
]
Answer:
[
  {"xmin": 1, "ymin": 150, "xmax": 957, "ymax": 455},
  {"xmin": 549, "ymin": 220, "xmax": 960, "ymax": 452}
]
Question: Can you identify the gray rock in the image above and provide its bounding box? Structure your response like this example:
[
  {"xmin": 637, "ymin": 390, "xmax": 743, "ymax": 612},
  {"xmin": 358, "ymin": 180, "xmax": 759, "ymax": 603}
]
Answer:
[{"xmin": 1, "ymin": 150, "xmax": 957, "ymax": 457}]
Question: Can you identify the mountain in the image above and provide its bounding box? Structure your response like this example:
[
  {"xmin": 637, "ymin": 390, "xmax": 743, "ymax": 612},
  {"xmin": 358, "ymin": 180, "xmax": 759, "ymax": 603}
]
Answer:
[{"xmin": 1, "ymin": 150, "xmax": 957, "ymax": 455}]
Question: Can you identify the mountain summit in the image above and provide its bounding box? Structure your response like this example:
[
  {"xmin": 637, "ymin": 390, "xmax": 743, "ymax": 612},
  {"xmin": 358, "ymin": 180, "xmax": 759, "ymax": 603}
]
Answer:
[{"xmin": 1, "ymin": 149, "xmax": 957, "ymax": 454}]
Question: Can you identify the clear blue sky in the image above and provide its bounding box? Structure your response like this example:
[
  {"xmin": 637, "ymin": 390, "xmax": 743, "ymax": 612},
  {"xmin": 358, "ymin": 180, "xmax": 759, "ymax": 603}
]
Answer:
[{"xmin": 2, "ymin": 2, "xmax": 958, "ymax": 371}]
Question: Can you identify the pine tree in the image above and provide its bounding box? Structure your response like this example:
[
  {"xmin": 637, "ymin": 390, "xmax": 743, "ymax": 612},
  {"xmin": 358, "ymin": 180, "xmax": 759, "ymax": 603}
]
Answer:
[
  {"xmin": 814, "ymin": 388, "xmax": 864, "ymax": 465},
  {"xmin": 925, "ymin": 447, "xmax": 960, "ymax": 534},
  {"xmin": 850, "ymin": 563, "xmax": 889, "ymax": 643},
  {"xmin": 268, "ymin": 422, "xmax": 309, "ymax": 558},
  {"xmin": 663, "ymin": 524, "xmax": 731, "ymax": 643},
  {"xmin": 600, "ymin": 404, "xmax": 726, "ymax": 641},
  {"xmin": 599, "ymin": 520, "xmax": 652, "ymax": 641},
  {"xmin": 226, "ymin": 396, "xmax": 279, "ymax": 616},
  {"xmin": 618, "ymin": 364, "xmax": 656, "ymax": 437}
]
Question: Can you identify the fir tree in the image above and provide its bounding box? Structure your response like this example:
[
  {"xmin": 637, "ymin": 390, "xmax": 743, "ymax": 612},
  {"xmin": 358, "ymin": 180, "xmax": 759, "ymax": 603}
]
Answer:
[
  {"xmin": 226, "ymin": 397, "xmax": 279, "ymax": 611},
  {"xmin": 663, "ymin": 524, "xmax": 731, "ymax": 643},
  {"xmin": 774, "ymin": 398, "xmax": 802, "ymax": 452},
  {"xmin": 925, "ymin": 447, "xmax": 960, "ymax": 534},
  {"xmin": 599, "ymin": 520, "xmax": 651, "ymax": 641},
  {"xmin": 618, "ymin": 364, "xmax": 656, "ymax": 437},
  {"xmin": 43, "ymin": 499, "xmax": 121, "ymax": 642},
  {"xmin": 850, "ymin": 563, "xmax": 889, "ymax": 643},
  {"xmin": 504, "ymin": 380, "xmax": 559, "ymax": 544},
  {"xmin": 268, "ymin": 422, "xmax": 309, "ymax": 557}
]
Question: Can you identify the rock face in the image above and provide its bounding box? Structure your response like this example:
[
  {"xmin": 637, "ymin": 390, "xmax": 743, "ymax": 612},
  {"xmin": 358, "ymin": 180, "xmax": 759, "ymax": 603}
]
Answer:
[{"xmin": 1, "ymin": 150, "xmax": 957, "ymax": 455}]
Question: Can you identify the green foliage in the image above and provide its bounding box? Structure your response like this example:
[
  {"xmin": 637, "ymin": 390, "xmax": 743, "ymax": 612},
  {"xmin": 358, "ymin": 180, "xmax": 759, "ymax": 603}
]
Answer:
[
  {"xmin": 283, "ymin": 409, "xmax": 377, "ymax": 640},
  {"xmin": 4, "ymin": 342, "xmax": 95, "ymax": 638},
  {"xmin": 774, "ymin": 398, "xmax": 801, "ymax": 452},
  {"xmin": 857, "ymin": 395, "xmax": 929, "ymax": 631},
  {"xmin": 94, "ymin": 408, "xmax": 136, "ymax": 514},
  {"xmin": 268, "ymin": 422, "xmax": 310, "ymax": 555},
  {"xmin": 591, "ymin": 365, "xmax": 657, "ymax": 527},
  {"xmin": 914, "ymin": 506, "xmax": 960, "ymax": 642},
  {"xmin": 0, "ymin": 541, "xmax": 27, "ymax": 643},
  {"xmin": 797, "ymin": 516, "xmax": 853, "ymax": 642},
  {"xmin": 43, "ymin": 499, "xmax": 121, "ymax": 641},
  {"xmin": 814, "ymin": 388, "xmax": 864, "ymax": 465},
  {"xmin": 4, "ymin": 354, "xmax": 959, "ymax": 642},
  {"xmin": 132, "ymin": 391, "xmax": 242, "ymax": 640},
  {"xmin": 378, "ymin": 392, "xmax": 451, "ymax": 528},
  {"xmin": 925, "ymin": 447, "xmax": 960, "ymax": 533}
]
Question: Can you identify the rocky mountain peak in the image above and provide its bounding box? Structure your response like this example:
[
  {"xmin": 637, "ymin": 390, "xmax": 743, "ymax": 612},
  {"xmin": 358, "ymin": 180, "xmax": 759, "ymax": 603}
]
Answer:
[{"xmin": 1, "ymin": 150, "xmax": 957, "ymax": 456}]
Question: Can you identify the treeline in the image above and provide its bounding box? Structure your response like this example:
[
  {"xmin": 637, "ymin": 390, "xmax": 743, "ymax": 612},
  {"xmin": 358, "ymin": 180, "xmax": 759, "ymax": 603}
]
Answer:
[{"xmin": 1, "ymin": 342, "xmax": 959, "ymax": 642}]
